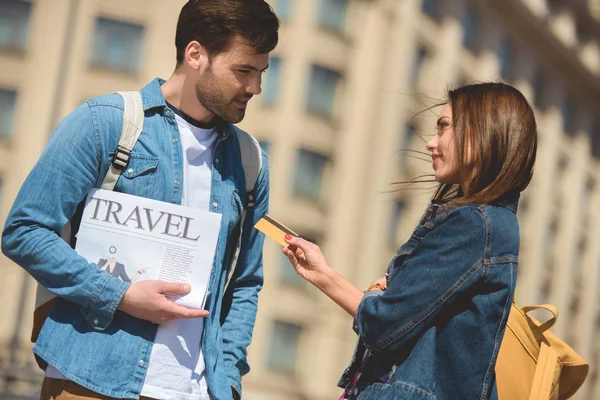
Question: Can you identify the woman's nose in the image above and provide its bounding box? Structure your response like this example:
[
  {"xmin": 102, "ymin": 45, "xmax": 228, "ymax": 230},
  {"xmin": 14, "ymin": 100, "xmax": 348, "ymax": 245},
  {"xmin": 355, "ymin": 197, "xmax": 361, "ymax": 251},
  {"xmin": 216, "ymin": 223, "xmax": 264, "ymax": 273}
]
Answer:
[{"xmin": 426, "ymin": 137, "xmax": 436, "ymax": 152}]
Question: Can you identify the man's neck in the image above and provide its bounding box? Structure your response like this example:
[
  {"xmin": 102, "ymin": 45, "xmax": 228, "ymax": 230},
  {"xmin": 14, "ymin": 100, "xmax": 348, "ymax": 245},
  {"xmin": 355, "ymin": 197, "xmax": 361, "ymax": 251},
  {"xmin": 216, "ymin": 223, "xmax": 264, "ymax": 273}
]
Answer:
[{"xmin": 161, "ymin": 71, "xmax": 215, "ymax": 124}]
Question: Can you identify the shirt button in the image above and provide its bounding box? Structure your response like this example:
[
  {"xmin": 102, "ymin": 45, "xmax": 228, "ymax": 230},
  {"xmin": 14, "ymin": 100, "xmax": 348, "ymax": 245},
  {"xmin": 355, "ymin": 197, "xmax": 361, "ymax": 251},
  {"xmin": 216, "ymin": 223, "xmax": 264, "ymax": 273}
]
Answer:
[
  {"xmin": 138, "ymin": 359, "xmax": 145, "ymax": 366},
  {"xmin": 212, "ymin": 202, "xmax": 218, "ymax": 208},
  {"xmin": 165, "ymin": 109, "xmax": 172, "ymax": 117},
  {"xmin": 172, "ymin": 138, "xmax": 178, "ymax": 143},
  {"xmin": 353, "ymin": 388, "xmax": 358, "ymax": 395},
  {"xmin": 215, "ymin": 158, "xmax": 219, "ymax": 164},
  {"xmin": 127, "ymin": 168, "xmax": 134, "ymax": 174},
  {"xmin": 174, "ymin": 180, "xmax": 180, "ymax": 185},
  {"xmin": 93, "ymin": 319, "xmax": 99, "ymax": 325}
]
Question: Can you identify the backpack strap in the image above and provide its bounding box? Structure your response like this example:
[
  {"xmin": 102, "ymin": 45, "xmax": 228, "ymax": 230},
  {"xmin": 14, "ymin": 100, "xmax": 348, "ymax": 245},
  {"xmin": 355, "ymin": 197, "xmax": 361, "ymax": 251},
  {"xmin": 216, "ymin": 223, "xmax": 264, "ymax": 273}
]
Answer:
[
  {"xmin": 224, "ymin": 126, "xmax": 262, "ymax": 292},
  {"xmin": 233, "ymin": 125, "xmax": 262, "ymax": 206},
  {"xmin": 528, "ymin": 342, "xmax": 559, "ymax": 400},
  {"xmin": 101, "ymin": 91, "xmax": 145, "ymax": 190}
]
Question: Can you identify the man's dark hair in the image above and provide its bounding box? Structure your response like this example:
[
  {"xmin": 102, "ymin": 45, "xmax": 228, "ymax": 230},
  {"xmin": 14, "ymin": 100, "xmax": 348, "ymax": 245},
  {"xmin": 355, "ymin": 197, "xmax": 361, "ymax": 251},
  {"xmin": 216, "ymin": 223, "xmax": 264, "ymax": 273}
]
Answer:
[{"xmin": 175, "ymin": 0, "xmax": 280, "ymax": 65}]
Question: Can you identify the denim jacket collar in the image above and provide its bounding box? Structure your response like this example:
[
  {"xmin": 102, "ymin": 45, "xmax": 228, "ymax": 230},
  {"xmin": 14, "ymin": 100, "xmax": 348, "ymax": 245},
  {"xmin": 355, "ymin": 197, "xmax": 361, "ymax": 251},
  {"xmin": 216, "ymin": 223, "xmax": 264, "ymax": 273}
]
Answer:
[
  {"xmin": 140, "ymin": 78, "xmax": 230, "ymax": 138},
  {"xmin": 421, "ymin": 192, "xmax": 520, "ymax": 226}
]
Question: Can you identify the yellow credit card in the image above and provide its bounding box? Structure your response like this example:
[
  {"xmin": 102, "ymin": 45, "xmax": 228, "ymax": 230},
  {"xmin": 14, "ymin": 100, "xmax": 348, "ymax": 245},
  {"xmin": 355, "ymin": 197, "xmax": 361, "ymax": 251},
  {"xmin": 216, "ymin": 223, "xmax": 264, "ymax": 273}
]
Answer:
[{"xmin": 254, "ymin": 214, "xmax": 298, "ymax": 248}]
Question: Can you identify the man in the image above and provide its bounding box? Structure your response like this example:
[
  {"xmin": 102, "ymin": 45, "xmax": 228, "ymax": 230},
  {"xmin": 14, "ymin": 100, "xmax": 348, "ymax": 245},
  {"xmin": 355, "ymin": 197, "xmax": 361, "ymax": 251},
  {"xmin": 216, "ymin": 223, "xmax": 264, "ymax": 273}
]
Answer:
[{"xmin": 1, "ymin": 1, "xmax": 278, "ymax": 399}]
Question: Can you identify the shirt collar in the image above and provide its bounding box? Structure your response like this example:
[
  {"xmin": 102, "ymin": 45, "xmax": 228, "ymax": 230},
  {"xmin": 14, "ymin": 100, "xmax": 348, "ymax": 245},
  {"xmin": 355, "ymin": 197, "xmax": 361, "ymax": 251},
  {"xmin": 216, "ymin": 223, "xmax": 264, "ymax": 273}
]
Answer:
[{"xmin": 139, "ymin": 78, "xmax": 230, "ymax": 138}]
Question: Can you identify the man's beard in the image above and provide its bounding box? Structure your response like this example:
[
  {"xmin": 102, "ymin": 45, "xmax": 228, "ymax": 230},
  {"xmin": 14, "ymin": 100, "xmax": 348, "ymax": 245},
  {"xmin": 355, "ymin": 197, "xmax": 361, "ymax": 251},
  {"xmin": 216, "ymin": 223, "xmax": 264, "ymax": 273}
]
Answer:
[{"xmin": 195, "ymin": 67, "xmax": 248, "ymax": 124}]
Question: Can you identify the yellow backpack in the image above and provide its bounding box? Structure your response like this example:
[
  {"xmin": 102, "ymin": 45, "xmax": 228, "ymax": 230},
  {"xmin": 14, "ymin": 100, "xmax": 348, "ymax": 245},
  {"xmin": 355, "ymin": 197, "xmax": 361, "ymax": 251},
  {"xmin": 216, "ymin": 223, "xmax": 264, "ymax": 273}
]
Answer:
[{"xmin": 496, "ymin": 303, "xmax": 589, "ymax": 399}]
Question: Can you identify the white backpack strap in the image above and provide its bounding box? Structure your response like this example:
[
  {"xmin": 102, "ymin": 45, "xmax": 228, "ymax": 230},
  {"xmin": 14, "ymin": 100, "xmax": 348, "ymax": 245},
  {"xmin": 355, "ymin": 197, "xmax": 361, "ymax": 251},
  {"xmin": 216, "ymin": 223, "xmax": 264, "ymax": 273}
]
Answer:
[
  {"xmin": 101, "ymin": 91, "xmax": 145, "ymax": 190},
  {"xmin": 233, "ymin": 126, "xmax": 262, "ymax": 206},
  {"xmin": 225, "ymin": 126, "xmax": 263, "ymax": 291}
]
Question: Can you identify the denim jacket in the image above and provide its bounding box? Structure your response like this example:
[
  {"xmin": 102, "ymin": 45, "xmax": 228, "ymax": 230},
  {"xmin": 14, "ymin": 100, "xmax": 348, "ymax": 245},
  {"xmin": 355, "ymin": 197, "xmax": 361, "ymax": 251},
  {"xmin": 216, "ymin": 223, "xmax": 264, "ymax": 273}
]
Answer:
[
  {"xmin": 1, "ymin": 79, "xmax": 268, "ymax": 400},
  {"xmin": 338, "ymin": 197, "xmax": 519, "ymax": 400}
]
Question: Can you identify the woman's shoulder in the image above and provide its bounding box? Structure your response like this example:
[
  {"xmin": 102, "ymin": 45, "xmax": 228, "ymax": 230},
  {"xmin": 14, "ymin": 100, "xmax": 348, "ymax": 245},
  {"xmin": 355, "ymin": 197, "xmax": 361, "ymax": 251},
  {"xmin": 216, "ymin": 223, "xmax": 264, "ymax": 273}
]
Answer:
[{"xmin": 434, "ymin": 203, "xmax": 519, "ymax": 240}]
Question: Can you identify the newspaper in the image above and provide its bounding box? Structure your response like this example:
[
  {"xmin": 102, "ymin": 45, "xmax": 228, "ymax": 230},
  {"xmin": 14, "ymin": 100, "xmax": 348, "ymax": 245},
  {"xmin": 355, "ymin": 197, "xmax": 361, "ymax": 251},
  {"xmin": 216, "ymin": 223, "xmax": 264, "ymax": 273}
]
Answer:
[{"xmin": 75, "ymin": 188, "xmax": 222, "ymax": 309}]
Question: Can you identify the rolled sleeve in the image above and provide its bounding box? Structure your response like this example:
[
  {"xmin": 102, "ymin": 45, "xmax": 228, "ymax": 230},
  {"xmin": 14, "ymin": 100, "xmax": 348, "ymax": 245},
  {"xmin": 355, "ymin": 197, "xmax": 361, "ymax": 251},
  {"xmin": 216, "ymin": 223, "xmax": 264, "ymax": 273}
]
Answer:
[{"xmin": 81, "ymin": 273, "xmax": 130, "ymax": 330}]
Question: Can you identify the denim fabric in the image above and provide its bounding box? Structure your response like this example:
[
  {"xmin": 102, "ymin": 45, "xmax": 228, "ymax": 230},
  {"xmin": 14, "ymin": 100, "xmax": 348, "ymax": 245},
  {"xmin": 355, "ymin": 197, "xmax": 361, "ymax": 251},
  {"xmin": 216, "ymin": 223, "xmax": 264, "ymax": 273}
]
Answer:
[
  {"xmin": 1, "ymin": 79, "xmax": 268, "ymax": 400},
  {"xmin": 338, "ymin": 197, "xmax": 519, "ymax": 400}
]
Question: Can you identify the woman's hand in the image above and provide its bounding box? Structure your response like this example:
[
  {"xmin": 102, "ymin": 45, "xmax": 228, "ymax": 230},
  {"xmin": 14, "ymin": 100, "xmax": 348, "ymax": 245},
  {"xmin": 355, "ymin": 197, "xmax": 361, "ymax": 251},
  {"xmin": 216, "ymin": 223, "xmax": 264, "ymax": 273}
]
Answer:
[
  {"xmin": 282, "ymin": 235, "xmax": 330, "ymax": 286},
  {"xmin": 366, "ymin": 276, "xmax": 387, "ymax": 292},
  {"xmin": 283, "ymin": 235, "xmax": 364, "ymax": 318}
]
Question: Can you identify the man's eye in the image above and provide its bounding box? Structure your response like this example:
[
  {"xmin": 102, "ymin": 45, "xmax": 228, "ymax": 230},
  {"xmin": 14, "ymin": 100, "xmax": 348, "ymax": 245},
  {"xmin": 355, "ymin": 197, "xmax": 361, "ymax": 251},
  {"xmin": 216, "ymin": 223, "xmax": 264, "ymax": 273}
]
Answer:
[{"xmin": 238, "ymin": 70, "xmax": 250, "ymax": 74}]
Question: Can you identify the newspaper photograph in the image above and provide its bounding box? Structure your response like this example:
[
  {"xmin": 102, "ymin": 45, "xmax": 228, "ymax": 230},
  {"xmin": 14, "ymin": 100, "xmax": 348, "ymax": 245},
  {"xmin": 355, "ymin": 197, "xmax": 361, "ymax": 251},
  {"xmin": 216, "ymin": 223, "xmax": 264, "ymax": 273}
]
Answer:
[{"xmin": 75, "ymin": 188, "xmax": 222, "ymax": 309}]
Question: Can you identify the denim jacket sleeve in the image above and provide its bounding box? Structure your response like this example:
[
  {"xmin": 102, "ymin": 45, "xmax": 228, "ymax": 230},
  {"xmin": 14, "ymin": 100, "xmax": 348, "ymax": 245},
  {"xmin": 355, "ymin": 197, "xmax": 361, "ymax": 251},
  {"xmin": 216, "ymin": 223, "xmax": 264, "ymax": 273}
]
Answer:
[
  {"xmin": 220, "ymin": 151, "xmax": 269, "ymax": 395},
  {"xmin": 355, "ymin": 206, "xmax": 487, "ymax": 352},
  {"xmin": 1, "ymin": 102, "xmax": 130, "ymax": 330}
]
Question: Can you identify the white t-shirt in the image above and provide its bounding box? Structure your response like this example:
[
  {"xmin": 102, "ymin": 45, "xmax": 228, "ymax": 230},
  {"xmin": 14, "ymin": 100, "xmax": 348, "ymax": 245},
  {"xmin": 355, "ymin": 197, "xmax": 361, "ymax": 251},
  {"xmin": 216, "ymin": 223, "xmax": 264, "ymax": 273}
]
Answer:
[
  {"xmin": 140, "ymin": 109, "xmax": 218, "ymax": 400},
  {"xmin": 46, "ymin": 107, "xmax": 218, "ymax": 400}
]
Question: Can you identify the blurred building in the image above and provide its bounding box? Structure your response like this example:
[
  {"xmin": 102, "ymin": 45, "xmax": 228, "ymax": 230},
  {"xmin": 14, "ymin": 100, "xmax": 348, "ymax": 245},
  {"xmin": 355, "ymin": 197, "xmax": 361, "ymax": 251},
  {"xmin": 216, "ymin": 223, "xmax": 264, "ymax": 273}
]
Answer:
[{"xmin": 0, "ymin": 0, "xmax": 599, "ymax": 399}]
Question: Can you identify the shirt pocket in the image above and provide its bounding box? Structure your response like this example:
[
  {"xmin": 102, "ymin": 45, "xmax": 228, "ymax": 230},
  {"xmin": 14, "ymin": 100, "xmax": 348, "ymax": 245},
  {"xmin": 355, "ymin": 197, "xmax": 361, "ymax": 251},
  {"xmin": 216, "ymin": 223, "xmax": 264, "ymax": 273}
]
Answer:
[{"xmin": 109, "ymin": 153, "xmax": 160, "ymax": 199}]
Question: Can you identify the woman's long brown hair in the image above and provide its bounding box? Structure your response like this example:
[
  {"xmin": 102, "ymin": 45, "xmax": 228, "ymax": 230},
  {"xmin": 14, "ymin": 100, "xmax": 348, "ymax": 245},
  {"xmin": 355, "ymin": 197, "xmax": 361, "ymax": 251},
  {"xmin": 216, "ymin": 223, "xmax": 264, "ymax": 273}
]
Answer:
[{"xmin": 403, "ymin": 82, "xmax": 538, "ymax": 206}]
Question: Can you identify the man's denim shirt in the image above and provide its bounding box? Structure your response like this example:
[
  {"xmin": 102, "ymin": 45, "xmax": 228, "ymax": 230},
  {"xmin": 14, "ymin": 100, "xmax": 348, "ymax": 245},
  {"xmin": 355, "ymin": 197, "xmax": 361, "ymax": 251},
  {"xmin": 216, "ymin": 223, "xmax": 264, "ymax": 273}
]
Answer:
[
  {"xmin": 339, "ymin": 197, "xmax": 520, "ymax": 400},
  {"xmin": 1, "ymin": 79, "xmax": 268, "ymax": 400}
]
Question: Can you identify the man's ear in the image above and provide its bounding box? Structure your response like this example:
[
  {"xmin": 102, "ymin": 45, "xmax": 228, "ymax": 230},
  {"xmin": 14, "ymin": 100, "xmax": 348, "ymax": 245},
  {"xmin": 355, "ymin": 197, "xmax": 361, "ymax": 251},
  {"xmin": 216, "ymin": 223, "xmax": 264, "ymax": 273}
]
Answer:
[{"xmin": 184, "ymin": 41, "xmax": 209, "ymax": 71}]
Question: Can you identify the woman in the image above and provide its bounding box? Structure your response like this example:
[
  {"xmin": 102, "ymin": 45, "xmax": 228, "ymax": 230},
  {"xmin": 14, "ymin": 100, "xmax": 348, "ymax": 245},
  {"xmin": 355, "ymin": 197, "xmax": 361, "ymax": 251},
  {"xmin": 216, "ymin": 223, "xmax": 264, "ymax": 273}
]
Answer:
[{"xmin": 283, "ymin": 82, "xmax": 537, "ymax": 400}]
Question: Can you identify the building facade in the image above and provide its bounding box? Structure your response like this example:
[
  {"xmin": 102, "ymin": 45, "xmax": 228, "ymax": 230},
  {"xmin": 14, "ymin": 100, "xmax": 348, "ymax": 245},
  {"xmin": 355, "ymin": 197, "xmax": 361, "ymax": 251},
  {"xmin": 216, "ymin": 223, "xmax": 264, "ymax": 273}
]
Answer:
[{"xmin": 0, "ymin": 0, "xmax": 599, "ymax": 399}]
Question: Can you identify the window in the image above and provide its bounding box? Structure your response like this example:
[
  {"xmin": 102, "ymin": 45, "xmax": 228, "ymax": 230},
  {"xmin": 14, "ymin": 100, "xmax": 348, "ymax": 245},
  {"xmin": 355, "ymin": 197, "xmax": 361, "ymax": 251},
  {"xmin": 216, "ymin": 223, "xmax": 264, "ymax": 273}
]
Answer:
[
  {"xmin": 561, "ymin": 94, "xmax": 575, "ymax": 134},
  {"xmin": 267, "ymin": 321, "xmax": 302, "ymax": 373},
  {"xmin": 279, "ymin": 250, "xmax": 305, "ymax": 286},
  {"xmin": 0, "ymin": 0, "xmax": 31, "ymax": 51},
  {"xmin": 461, "ymin": 8, "xmax": 479, "ymax": 53},
  {"xmin": 258, "ymin": 139, "xmax": 270, "ymax": 156},
  {"xmin": 592, "ymin": 119, "xmax": 600, "ymax": 159},
  {"xmin": 306, "ymin": 65, "xmax": 341, "ymax": 118},
  {"xmin": 90, "ymin": 17, "xmax": 145, "ymax": 73},
  {"xmin": 547, "ymin": 0, "xmax": 563, "ymax": 15},
  {"xmin": 317, "ymin": 0, "xmax": 348, "ymax": 33},
  {"xmin": 422, "ymin": 0, "xmax": 437, "ymax": 18},
  {"xmin": 498, "ymin": 40, "xmax": 514, "ymax": 81},
  {"xmin": 579, "ymin": 177, "xmax": 594, "ymax": 218},
  {"xmin": 399, "ymin": 123, "xmax": 416, "ymax": 165},
  {"xmin": 293, "ymin": 149, "xmax": 328, "ymax": 201},
  {"xmin": 263, "ymin": 56, "xmax": 281, "ymax": 106},
  {"xmin": 539, "ymin": 219, "xmax": 558, "ymax": 302},
  {"xmin": 412, "ymin": 47, "xmax": 428, "ymax": 87},
  {"xmin": 532, "ymin": 70, "xmax": 549, "ymax": 110},
  {"xmin": 389, "ymin": 199, "xmax": 407, "ymax": 244},
  {"xmin": 0, "ymin": 89, "xmax": 17, "ymax": 140},
  {"xmin": 276, "ymin": 0, "xmax": 293, "ymax": 22}
]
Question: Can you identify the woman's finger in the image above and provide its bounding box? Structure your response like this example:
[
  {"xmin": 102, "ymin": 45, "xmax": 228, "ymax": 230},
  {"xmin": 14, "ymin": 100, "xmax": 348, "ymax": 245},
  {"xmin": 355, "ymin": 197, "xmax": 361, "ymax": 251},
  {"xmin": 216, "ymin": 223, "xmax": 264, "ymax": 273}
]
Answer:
[
  {"xmin": 284, "ymin": 235, "xmax": 312, "ymax": 252},
  {"xmin": 292, "ymin": 246, "xmax": 306, "ymax": 260},
  {"xmin": 282, "ymin": 247, "xmax": 299, "ymax": 268}
]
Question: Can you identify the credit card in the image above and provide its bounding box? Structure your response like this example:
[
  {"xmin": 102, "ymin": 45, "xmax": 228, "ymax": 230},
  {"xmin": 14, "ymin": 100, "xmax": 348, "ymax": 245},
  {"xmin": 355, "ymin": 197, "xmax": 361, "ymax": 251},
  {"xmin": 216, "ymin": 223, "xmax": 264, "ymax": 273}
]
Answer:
[{"xmin": 254, "ymin": 214, "xmax": 298, "ymax": 247}]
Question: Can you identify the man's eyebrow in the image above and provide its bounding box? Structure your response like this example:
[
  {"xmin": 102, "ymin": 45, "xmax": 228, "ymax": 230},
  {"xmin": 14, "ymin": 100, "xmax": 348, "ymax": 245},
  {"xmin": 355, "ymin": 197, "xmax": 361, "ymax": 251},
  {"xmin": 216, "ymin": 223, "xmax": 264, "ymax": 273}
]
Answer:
[{"xmin": 234, "ymin": 64, "xmax": 269, "ymax": 72}]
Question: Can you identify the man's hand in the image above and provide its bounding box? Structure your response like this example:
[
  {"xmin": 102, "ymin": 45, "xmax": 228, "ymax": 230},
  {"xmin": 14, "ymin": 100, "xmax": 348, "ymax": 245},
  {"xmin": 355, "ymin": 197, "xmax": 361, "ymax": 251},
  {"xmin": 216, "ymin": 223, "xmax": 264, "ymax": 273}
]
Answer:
[{"xmin": 118, "ymin": 280, "xmax": 209, "ymax": 324}]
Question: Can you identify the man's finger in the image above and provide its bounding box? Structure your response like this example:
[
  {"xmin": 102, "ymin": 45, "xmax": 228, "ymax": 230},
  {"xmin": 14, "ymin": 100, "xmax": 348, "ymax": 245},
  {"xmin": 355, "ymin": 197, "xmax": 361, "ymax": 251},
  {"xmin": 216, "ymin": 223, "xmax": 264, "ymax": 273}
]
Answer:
[
  {"xmin": 158, "ymin": 281, "xmax": 191, "ymax": 295},
  {"xmin": 163, "ymin": 302, "xmax": 209, "ymax": 319}
]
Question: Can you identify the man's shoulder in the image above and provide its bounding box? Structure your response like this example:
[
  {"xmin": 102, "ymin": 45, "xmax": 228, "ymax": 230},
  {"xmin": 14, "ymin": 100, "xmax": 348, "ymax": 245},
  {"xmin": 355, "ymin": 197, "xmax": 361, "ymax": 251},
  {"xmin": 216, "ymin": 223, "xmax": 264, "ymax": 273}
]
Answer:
[{"xmin": 85, "ymin": 92, "xmax": 125, "ymax": 111}]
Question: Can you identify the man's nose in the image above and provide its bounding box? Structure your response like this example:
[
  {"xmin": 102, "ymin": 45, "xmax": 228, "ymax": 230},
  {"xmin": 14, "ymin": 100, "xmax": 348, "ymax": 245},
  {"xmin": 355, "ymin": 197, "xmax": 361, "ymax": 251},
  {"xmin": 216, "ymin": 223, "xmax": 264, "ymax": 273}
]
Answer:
[{"xmin": 246, "ymin": 75, "xmax": 262, "ymax": 96}]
